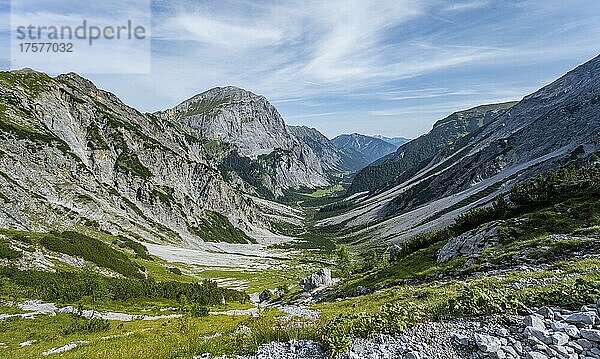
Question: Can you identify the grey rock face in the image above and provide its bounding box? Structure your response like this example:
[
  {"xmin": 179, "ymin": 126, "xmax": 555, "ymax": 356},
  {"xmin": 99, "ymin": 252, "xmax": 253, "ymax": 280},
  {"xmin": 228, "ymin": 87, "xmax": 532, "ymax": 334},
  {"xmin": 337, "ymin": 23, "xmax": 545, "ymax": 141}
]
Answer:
[
  {"xmin": 156, "ymin": 87, "xmax": 360, "ymax": 197},
  {"xmin": 0, "ymin": 71, "xmax": 265, "ymax": 244},
  {"xmin": 299, "ymin": 268, "xmax": 333, "ymax": 292},
  {"xmin": 437, "ymin": 221, "xmax": 501, "ymax": 263}
]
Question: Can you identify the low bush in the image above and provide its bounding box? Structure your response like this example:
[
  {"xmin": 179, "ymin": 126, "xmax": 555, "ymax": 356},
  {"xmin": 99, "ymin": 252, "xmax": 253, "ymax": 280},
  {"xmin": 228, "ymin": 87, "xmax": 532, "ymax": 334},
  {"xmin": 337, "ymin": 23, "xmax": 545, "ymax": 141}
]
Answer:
[
  {"xmin": 0, "ymin": 267, "xmax": 249, "ymax": 305},
  {"xmin": 63, "ymin": 318, "xmax": 110, "ymax": 334},
  {"xmin": 168, "ymin": 267, "xmax": 183, "ymax": 275},
  {"xmin": 190, "ymin": 304, "xmax": 210, "ymax": 317},
  {"xmin": 40, "ymin": 231, "xmax": 144, "ymax": 278},
  {"xmin": 0, "ymin": 240, "xmax": 21, "ymax": 260},
  {"xmin": 320, "ymin": 302, "xmax": 425, "ymax": 356}
]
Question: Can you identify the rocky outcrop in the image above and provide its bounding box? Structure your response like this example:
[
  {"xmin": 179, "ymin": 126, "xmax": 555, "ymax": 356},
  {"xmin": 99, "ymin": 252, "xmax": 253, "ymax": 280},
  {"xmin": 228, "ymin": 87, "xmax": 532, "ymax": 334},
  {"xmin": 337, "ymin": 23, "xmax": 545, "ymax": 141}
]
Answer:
[
  {"xmin": 299, "ymin": 268, "xmax": 333, "ymax": 291},
  {"xmin": 437, "ymin": 221, "xmax": 501, "ymax": 263}
]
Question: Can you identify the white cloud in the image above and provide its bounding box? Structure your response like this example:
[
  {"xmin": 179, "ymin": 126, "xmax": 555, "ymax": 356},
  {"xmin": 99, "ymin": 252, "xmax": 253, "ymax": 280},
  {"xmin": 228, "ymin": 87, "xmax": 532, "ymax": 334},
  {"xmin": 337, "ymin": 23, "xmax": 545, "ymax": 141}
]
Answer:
[{"xmin": 160, "ymin": 14, "xmax": 283, "ymax": 50}]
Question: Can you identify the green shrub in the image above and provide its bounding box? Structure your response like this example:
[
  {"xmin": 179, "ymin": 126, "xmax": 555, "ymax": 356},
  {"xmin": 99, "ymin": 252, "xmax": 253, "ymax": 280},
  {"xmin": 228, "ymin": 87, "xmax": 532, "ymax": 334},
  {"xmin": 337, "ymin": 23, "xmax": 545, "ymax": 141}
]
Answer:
[
  {"xmin": 168, "ymin": 267, "xmax": 183, "ymax": 275},
  {"xmin": 63, "ymin": 318, "xmax": 110, "ymax": 334},
  {"xmin": 451, "ymin": 199, "xmax": 506, "ymax": 234},
  {"xmin": 0, "ymin": 267, "xmax": 249, "ymax": 305},
  {"xmin": 394, "ymin": 228, "xmax": 452, "ymax": 259},
  {"xmin": 0, "ymin": 240, "xmax": 21, "ymax": 260},
  {"xmin": 118, "ymin": 236, "xmax": 152, "ymax": 260},
  {"xmin": 188, "ymin": 211, "xmax": 256, "ymax": 244},
  {"xmin": 320, "ymin": 302, "xmax": 424, "ymax": 355},
  {"xmin": 190, "ymin": 304, "xmax": 210, "ymax": 317},
  {"xmin": 448, "ymin": 280, "xmax": 522, "ymax": 316},
  {"xmin": 40, "ymin": 231, "xmax": 144, "ymax": 278}
]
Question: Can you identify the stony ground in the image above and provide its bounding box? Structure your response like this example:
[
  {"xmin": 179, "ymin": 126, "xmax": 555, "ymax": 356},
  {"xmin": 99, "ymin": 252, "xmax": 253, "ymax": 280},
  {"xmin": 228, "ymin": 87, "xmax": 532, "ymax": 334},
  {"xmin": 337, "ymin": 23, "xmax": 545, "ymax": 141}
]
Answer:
[{"xmin": 201, "ymin": 300, "xmax": 600, "ymax": 359}]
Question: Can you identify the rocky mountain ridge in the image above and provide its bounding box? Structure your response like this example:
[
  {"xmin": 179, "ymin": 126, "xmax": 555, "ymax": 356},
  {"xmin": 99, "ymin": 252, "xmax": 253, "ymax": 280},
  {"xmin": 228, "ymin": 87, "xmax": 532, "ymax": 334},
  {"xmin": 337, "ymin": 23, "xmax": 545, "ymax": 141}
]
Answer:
[
  {"xmin": 372, "ymin": 135, "xmax": 411, "ymax": 147},
  {"xmin": 320, "ymin": 55, "xmax": 600, "ymax": 245}
]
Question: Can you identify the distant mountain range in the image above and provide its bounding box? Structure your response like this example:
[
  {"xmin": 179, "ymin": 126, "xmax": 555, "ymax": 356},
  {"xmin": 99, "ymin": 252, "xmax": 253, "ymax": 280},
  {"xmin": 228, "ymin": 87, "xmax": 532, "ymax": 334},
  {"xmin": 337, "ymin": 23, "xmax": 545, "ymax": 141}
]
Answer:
[
  {"xmin": 372, "ymin": 135, "xmax": 411, "ymax": 147},
  {"xmin": 331, "ymin": 133, "xmax": 400, "ymax": 164}
]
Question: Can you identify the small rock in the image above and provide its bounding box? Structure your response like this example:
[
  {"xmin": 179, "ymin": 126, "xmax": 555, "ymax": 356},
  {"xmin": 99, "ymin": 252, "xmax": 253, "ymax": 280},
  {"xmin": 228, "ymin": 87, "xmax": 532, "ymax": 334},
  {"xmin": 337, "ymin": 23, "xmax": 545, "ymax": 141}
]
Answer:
[
  {"xmin": 565, "ymin": 325, "xmax": 580, "ymax": 339},
  {"xmin": 404, "ymin": 352, "xmax": 419, "ymax": 359},
  {"xmin": 259, "ymin": 289, "xmax": 272, "ymax": 303},
  {"xmin": 524, "ymin": 327, "xmax": 553, "ymax": 345},
  {"xmin": 526, "ymin": 351, "xmax": 548, "ymax": 359},
  {"xmin": 551, "ymin": 332, "xmax": 570, "ymax": 346},
  {"xmin": 576, "ymin": 338, "xmax": 593, "ymax": 349},
  {"xmin": 452, "ymin": 333, "xmax": 471, "ymax": 346},
  {"xmin": 566, "ymin": 341, "xmax": 583, "ymax": 352},
  {"xmin": 537, "ymin": 307, "xmax": 554, "ymax": 320},
  {"xmin": 355, "ymin": 286, "xmax": 369, "ymax": 295},
  {"xmin": 497, "ymin": 328, "xmax": 510, "ymax": 337}
]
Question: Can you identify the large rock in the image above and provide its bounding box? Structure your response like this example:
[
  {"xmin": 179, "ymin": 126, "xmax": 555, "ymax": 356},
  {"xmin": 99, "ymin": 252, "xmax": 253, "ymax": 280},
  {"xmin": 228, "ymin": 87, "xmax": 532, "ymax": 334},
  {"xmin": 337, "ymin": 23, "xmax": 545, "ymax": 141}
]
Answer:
[
  {"xmin": 299, "ymin": 268, "xmax": 333, "ymax": 292},
  {"xmin": 473, "ymin": 333, "xmax": 502, "ymax": 353},
  {"xmin": 565, "ymin": 312, "xmax": 599, "ymax": 325},
  {"xmin": 580, "ymin": 329, "xmax": 600, "ymax": 342},
  {"xmin": 524, "ymin": 315, "xmax": 546, "ymax": 331},
  {"xmin": 437, "ymin": 221, "xmax": 501, "ymax": 263},
  {"xmin": 259, "ymin": 290, "xmax": 272, "ymax": 303}
]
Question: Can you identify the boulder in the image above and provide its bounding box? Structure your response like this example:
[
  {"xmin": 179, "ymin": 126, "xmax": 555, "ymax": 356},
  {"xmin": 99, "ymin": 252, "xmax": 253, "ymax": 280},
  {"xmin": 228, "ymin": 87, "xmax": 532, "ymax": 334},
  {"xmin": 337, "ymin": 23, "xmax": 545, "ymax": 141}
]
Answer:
[
  {"xmin": 580, "ymin": 329, "xmax": 600, "ymax": 342},
  {"xmin": 259, "ymin": 290, "xmax": 272, "ymax": 303},
  {"xmin": 452, "ymin": 333, "xmax": 471, "ymax": 346},
  {"xmin": 299, "ymin": 268, "xmax": 333, "ymax": 292},
  {"xmin": 437, "ymin": 221, "xmax": 501, "ymax": 263},
  {"xmin": 474, "ymin": 333, "xmax": 502, "ymax": 353},
  {"xmin": 355, "ymin": 286, "xmax": 369, "ymax": 295},
  {"xmin": 564, "ymin": 311, "xmax": 599, "ymax": 325},
  {"xmin": 389, "ymin": 244, "xmax": 402, "ymax": 262},
  {"xmin": 524, "ymin": 315, "xmax": 546, "ymax": 331}
]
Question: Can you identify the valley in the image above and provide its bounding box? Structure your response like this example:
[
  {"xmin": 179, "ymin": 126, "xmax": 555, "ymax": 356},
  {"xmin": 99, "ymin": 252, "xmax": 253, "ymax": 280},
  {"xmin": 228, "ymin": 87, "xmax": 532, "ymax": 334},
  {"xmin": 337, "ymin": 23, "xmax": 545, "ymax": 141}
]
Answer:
[{"xmin": 0, "ymin": 54, "xmax": 599, "ymax": 359}]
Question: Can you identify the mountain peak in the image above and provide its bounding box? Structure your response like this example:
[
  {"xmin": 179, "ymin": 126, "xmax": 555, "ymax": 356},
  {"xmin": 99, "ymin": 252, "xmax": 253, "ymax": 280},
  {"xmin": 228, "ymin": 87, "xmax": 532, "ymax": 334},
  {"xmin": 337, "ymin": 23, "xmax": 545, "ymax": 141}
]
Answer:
[{"xmin": 187, "ymin": 86, "xmax": 265, "ymax": 105}]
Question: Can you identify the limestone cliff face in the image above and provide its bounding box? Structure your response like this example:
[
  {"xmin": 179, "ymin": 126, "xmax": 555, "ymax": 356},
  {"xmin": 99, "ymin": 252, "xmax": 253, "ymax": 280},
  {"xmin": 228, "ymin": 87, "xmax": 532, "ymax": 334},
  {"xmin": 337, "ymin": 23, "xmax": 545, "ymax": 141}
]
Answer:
[
  {"xmin": 0, "ymin": 70, "xmax": 266, "ymax": 246},
  {"xmin": 157, "ymin": 87, "xmax": 362, "ymax": 197}
]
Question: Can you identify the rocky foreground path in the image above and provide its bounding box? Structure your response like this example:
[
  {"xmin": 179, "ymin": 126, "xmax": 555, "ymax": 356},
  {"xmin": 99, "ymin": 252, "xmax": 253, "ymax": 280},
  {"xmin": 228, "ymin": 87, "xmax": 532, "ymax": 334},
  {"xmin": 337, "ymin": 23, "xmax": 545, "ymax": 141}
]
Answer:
[{"xmin": 204, "ymin": 300, "xmax": 600, "ymax": 359}]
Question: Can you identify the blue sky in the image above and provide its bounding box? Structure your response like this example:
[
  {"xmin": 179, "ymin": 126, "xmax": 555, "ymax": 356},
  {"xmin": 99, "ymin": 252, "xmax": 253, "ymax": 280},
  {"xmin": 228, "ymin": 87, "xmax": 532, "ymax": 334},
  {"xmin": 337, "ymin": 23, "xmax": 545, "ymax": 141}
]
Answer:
[{"xmin": 2, "ymin": 0, "xmax": 600, "ymax": 138}]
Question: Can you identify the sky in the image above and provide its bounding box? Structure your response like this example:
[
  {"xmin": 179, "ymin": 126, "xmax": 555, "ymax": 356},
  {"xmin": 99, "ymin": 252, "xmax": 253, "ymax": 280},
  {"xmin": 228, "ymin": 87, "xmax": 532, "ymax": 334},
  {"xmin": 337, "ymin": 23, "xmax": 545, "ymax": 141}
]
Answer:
[{"xmin": 1, "ymin": 0, "xmax": 600, "ymax": 138}]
